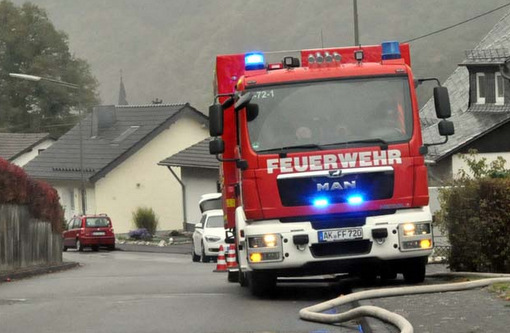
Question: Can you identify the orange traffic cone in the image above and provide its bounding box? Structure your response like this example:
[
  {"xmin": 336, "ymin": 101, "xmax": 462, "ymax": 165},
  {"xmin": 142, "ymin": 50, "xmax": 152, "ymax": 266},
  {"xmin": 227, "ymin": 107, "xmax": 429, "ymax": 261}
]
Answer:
[
  {"xmin": 213, "ymin": 245, "xmax": 227, "ymax": 272},
  {"xmin": 226, "ymin": 244, "xmax": 238, "ymax": 269}
]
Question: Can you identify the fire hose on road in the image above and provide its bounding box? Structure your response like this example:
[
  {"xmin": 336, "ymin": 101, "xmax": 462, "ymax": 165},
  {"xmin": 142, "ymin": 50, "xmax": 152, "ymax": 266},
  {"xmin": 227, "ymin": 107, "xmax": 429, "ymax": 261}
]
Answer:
[{"xmin": 299, "ymin": 272, "xmax": 510, "ymax": 333}]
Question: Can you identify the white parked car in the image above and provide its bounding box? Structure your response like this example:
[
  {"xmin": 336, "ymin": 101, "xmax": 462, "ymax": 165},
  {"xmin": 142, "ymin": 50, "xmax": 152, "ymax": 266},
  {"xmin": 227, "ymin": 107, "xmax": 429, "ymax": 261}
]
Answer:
[{"xmin": 192, "ymin": 209, "xmax": 226, "ymax": 262}]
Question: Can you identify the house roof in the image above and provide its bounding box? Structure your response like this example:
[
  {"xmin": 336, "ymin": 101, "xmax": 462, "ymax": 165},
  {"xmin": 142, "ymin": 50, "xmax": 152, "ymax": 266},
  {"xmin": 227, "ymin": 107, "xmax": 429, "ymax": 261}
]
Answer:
[
  {"xmin": 420, "ymin": 10, "xmax": 510, "ymax": 161},
  {"xmin": 0, "ymin": 132, "xmax": 51, "ymax": 161},
  {"xmin": 158, "ymin": 137, "xmax": 218, "ymax": 169},
  {"xmin": 24, "ymin": 103, "xmax": 208, "ymax": 182}
]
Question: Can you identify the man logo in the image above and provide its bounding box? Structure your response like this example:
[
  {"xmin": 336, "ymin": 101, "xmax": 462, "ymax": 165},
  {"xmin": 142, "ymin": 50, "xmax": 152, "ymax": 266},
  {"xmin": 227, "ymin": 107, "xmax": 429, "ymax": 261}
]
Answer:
[
  {"xmin": 328, "ymin": 170, "xmax": 343, "ymax": 178},
  {"xmin": 317, "ymin": 181, "xmax": 357, "ymax": 192}
]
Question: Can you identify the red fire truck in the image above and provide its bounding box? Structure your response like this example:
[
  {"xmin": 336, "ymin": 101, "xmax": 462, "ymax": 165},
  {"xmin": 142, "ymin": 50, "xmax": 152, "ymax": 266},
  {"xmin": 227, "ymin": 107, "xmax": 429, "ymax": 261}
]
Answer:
[{"xmin": 209, "ymin": 41, "xmax": 453, "ymax": 296}]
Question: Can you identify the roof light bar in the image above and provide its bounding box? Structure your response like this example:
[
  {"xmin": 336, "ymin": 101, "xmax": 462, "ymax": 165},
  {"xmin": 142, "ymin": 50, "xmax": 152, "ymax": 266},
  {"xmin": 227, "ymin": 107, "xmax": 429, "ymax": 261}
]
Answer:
[
  {"xmin": 381, "ymin": 41, "xmax": 401, "ymax": 60},
  {"xmin": 245, "ymin": 52, "xmax": 265, "ymax": 70}
]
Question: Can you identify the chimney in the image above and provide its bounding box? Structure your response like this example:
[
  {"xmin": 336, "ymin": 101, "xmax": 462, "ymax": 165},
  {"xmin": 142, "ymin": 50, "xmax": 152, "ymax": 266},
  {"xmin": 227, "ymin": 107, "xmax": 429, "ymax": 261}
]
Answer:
[{"xmin": 91, "ymin": 105, "xmax": 117, "ymax": 137}]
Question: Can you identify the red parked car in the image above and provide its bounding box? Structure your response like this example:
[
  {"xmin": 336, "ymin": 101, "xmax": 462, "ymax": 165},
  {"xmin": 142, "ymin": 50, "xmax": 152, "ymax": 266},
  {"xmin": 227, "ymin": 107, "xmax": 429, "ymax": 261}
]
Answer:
[{"xmin": 63, "ymin": 214, "xmax": 116, "ymax": 251}]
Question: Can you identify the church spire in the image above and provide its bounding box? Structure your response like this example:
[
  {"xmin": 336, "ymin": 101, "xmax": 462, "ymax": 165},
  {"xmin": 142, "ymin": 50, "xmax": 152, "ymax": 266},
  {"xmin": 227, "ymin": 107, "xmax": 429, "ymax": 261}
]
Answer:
[{"xmin": 118, "ymin": 70, "xmax": 128, "ymax": 105}]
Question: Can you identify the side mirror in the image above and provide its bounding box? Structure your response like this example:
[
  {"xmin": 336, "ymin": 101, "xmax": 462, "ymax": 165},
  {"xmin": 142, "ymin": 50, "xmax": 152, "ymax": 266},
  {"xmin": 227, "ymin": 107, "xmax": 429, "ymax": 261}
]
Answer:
[
  {"xmin": 195, "ymin": 223, "xmax": 203, "ymax": 229},
  {"xmin": 209, "ymin": 138, "xmax": 225, "ymax": 155},
  {"xmin": 438, "ymin": 120, "xmax": 454, "ymax": 136},
  {"xmin": 209, "ymin": 104, "xmax": 224, "ymax": 137},
  {"xmin": 225, "ymin": 230, "xmax": 235, "ymax": 244},
  {"xmin": 433, "ymin": 87, "xmax": 451, "ymax": 119},
  {"xmin": 234, "ymin": 92, "xmax": 253, "ymax": 112},
  {"xmin": 246, "ymin": 103, "xmax": 259, "ymax": 122}
]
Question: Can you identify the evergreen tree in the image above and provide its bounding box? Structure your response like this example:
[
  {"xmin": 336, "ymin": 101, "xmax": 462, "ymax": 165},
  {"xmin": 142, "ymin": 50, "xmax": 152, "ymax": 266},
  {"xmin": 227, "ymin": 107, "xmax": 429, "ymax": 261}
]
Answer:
[{"xmin": 0, "ymin": 0, "xmax": 99, "ymax": 137}]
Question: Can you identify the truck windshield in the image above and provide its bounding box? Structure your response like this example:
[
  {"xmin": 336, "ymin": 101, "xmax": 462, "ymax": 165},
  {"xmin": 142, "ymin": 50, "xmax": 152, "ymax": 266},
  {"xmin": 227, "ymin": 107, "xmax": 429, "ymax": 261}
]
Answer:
[{"xmin": 246, "ymin": 76, "xmax": 413, "ymax": 152}]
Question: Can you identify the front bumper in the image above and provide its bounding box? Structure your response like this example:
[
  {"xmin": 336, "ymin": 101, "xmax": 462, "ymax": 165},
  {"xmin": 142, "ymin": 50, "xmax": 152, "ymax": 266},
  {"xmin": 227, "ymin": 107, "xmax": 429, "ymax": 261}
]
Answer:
[
  {"xmin": 203, "ymin": 241, "xmax": 227, "ymax": 256},
  {"xmin": 237, "ymin": 206, "xmax": 433, "ymax": 274}
]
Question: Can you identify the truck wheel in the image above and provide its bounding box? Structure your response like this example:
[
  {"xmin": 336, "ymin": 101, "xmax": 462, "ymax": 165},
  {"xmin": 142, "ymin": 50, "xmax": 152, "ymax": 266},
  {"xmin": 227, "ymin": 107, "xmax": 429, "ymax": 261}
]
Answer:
[
  {"xmin": 247, "ymin": 272, "xmax": 277, "ymax": 297},
  {"xmin": 380, "ymin": 266, "xmax": 397, "ymax": 281},
  {"xmin": 403, "ymin": 257, "xmax": 427, "ymax": 284}
]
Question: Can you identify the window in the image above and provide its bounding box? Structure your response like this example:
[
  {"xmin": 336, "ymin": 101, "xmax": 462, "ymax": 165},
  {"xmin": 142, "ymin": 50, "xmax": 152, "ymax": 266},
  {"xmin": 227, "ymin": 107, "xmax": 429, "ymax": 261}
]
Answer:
[
  {"xmin": 246, "ymin": 76, "xmax": 413, "ymax": 152},
  {"xmin": 73, "ymin": 218, "xmax": 82, "ymax": 229},
  {"xmin": 69, "ymin": 188, "xmax": 75, "ymax": 211},
  {"xmin": 206, "ymin": 215, "xmax": 224, "ymax": 228},
  {"xmin": 86, "ymin": 217, "xmax": 110, "ymax": 228},
  {"xmin": 112, "ymin": 126, "xmax": 140, "ymax": 143},
  {"xmin": 496, "ymin": 72, "xmax": 504, "ymax": 105},
  {"xmin": 476, "ymin": 73, "xmax": 486, "ymax": 104}
]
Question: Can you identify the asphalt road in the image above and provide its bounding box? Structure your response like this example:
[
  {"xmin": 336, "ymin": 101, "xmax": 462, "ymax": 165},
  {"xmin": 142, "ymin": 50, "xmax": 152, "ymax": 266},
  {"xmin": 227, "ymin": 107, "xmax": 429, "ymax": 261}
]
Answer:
[
  {"xmin": 2, "ymin": 249, "xmax": 509, "ymax": 333},
  {"xmin": 0, "ymin": 250, "xmax": 361, "ymax": 333}
]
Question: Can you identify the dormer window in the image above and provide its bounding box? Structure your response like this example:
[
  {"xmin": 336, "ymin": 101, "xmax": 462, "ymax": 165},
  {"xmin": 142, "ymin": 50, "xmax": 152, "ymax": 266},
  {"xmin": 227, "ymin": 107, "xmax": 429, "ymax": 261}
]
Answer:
[
  {"xmin": 495, "ymin": 72, "xmax": 504, "ymax": 105},
  {"xmin": 476, "ymin": 73, "xmax": 486, "ymax": 104}
]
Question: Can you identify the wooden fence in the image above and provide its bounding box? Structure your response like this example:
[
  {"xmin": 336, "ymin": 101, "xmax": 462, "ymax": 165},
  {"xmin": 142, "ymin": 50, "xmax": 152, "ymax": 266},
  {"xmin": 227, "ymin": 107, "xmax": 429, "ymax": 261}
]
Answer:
[{"xmin": 0, "ymin": 204, "xmax": 62, "ymax": 271}]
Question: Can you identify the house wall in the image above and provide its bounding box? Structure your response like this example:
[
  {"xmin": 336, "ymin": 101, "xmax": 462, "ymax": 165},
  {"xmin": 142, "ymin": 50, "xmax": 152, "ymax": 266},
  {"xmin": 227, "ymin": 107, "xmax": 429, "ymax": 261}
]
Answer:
[
  {"xmin": 13, "ymin": 139, "xmax": 54, "ymax": 167},
  {"xmin": 94, "ymin": 116, "xmax": 208, "ymax": 233},
  {"xmin": 427, "ymin": 156, "xmax": 452, "ymax": 186},
  {"xmin": 181, "ymin": 167, "xmax": 219, "ymax": 227},
  {"xmin": 452, "ymin": 120, "xmax": 510, "ymax": 176},
  {"xmin": 52, "ymin": 181, "xmax": 96, "ymax": 221}
]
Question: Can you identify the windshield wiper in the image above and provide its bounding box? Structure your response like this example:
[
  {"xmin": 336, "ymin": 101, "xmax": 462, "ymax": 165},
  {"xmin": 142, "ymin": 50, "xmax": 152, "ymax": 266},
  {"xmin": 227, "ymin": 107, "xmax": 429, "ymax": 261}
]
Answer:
[
  {"xmin": 341, "ymin": 138, "xmax": 389, "ymax": 150},
  {"xmin": 258, "ymin": 143, "xmax": 324, "ymax": 154}
]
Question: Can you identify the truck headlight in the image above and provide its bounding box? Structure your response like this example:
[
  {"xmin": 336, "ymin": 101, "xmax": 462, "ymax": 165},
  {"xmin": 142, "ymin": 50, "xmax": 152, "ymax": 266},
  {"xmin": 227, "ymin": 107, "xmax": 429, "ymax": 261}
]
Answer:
[
  {"xmin": 247, "ymin": 234, "xmax": 283, "ymax": 263},
  {"xmin": 205, "ymin": 236, "xmax": 221, "ymax": 242},
  {"xmin": 399, "ymin": 222, "xmax": 433, "ymax": 252},
  {"xmin": 401, "ymin": 222, "xmax": 431, "ymax": 237},
  {"xmin": 248, "ymin": 234, "xmax": 279, "ymax": 248}
]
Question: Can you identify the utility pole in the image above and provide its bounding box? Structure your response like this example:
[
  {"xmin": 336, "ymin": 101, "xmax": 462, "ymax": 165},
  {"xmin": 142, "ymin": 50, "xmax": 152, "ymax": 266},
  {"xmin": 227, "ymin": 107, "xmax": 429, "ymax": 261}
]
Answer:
[
  {"xmin": 353, "ymin": 0, "xmax": 360, "ymax": 45},
  {"xmin": 9, "ymin": 73, "xmax": 86, "ymax": 215}
]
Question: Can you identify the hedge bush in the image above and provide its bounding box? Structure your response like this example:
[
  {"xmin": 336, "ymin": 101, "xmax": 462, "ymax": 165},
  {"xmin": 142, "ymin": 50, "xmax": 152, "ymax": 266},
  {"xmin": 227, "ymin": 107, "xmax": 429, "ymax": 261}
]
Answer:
[
  {"xmin": 0, "ymin": 157, "xmax": 64, "ymax": 232},
  {"xmin": 132, "ymin": 207, "xmax": 158, "ymax": 236},
  {"xmin": 436, "ymin": 151, "xmax": 510, "ymax": 273}
]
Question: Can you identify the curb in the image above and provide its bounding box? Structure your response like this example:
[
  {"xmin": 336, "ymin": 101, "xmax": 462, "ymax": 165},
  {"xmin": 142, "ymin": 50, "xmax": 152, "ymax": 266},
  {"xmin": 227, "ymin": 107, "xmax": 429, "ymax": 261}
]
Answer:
[{"xmin": 0, "ymin": 261, "xmax": 80, "ymax": 283}]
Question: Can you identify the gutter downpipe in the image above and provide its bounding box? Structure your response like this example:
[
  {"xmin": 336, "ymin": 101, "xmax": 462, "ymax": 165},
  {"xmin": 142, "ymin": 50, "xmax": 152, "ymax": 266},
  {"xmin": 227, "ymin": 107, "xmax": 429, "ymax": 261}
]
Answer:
[{"xmin": 166, "ymin": 166, "xmax": 187, "ymax": 230}]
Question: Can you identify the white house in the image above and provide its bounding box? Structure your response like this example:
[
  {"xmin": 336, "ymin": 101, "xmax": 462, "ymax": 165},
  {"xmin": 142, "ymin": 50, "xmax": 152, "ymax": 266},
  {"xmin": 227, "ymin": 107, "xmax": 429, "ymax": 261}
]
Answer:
[
  {"xmin": 158, "ymin": 138, "xmax": 219, "ymax": 230},
  {"xmin": 24, "ymin": 103, "xmax": 209, "ymax": 233},
  {"xmin": 0, "ymin": 133, "xmax": 54, "ymax": 166}
]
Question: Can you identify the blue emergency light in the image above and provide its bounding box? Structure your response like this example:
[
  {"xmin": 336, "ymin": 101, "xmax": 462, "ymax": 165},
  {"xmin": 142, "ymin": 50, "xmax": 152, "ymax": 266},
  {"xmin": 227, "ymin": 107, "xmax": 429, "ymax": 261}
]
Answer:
[
  {"xmin": 347, "ymin": 195, "xmax": 364, "ymax": 205},
  {"xmin": 245, "ymin": 52, "xmax": 265, "ymax": 70},
  {"xmin": 313, "ymin": 198, "xmax": 329, "ymax": 208},
  {"xmin": 381, "ymin": 41, "xmax": 401, "ymax": 60}
]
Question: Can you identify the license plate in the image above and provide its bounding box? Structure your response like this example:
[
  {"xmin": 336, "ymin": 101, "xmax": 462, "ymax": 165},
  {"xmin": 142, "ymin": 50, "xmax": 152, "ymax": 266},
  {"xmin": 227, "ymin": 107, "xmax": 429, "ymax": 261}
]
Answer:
[
  {"xmin": 318, "ymin": 228, "xmax": 363, "ymax": 242},
  {"xmin": 92, "ymin": 231, "xmax": 105, "ymax": 236}
]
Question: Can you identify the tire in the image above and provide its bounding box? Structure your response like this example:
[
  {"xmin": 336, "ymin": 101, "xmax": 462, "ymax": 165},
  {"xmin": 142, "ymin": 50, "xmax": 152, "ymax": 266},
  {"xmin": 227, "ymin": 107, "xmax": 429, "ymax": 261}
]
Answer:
[
  {"xmin": 403, "ymin": 257, "xmax": 427, "ymax": 284},
  {"xmin": 76, "ymin": 239, "xmax": 84, "ymax": 252},
  {"xmin": 63, "ymin": 246, "xmax": 68, "ymax": 252},
  {"xmin": 380, "ymin": 265, "xmax": 397, "ymax": 281},
  {"xmin": 247, "ymin": 271, "xmax": 277, "ymax": 297},
  {"xmin": 191, "ymin": 243, "xmax": 200, "ymax": 262},
  {"xmin": 201, "ymin": 243, "xmax": 210, "ymax": 263},
  {"xmin": 358, "ymin": 269, "xmax": 377, "ymax": 284},
  {"xmin": 107, "ymin": 245, "xmax": 115, "ymax": 251}
]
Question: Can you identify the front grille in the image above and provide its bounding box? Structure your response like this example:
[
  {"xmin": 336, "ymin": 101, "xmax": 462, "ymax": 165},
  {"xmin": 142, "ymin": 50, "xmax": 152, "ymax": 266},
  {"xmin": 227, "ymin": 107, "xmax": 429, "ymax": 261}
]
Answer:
[
  {"xmin": 277, "ymin": 170, "xmax": 394, "ymax": 207},
  {"xmin": 310, "ymin": 240, "xmax": 372, "ymax": 257}
]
